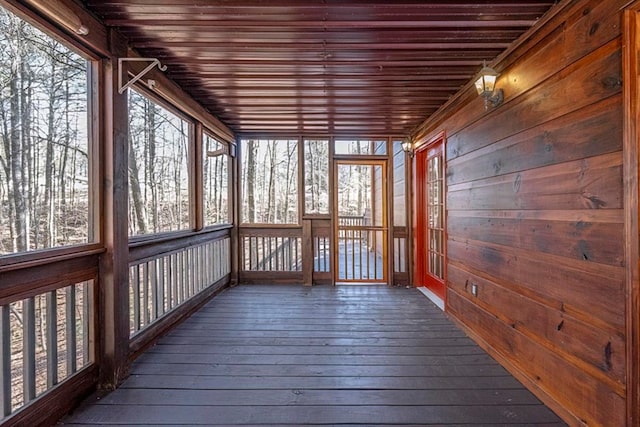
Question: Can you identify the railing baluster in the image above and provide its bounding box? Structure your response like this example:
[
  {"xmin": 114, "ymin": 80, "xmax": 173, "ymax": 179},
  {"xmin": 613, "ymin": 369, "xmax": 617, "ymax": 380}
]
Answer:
[
  {"xmin": 158, "ymin": 257, "xmax": 165, "ymax": 316},
  {"xmin": 177, "ymin": 251, "xmax": 184, "ymax": 304},
  {"xmin": 82, "ymin": 282, "xmax": 90, "ymax": 366},
  {"xmin": 374, "ymin": 231, "xmax": 379, "ymax": 279},
  {"xmin": 173, "ymin": 253, "xmax": 178, "ymax": 309},
  {"xmin": 197, "ymin": 246, "xmax": 202, "ymax": 290},
  {"xmin": 272, "ymin": 237, "xmax": 277, "ymax": 271},
  {"xmin": 393, "ymin": 238, "xmax": 398, "ymax": 272},
  {"xmin": 186, "ymin": 248, "xmax": 191, "ymax": 299},
  {"xmin": 0, "ymin": 305, "xmax": 11, "ymax": 416},
  {"xmin": 189, "ymin": 248, "xmax": 195, "ymax": 297},
  {"xmin": 23, "ymin": 297, "xmax": 36, "ymax": 403},
  {"xmin": 143, "ymin": 262, "xmax": 150, "ymax": 327},
  {"xmin": 325, "ymin": 237, "xmax": 330, "ymax": 272},
  {"xmin": 150, "ymin": 260, "xmax": 157, "ymax": 323},
  {"xmin": 196, "ymin": 246, "xmax": 200, "ymax": 292},
  {"xmin": 167, "ymin": 254, "xmax": 175, "ymax": 311},
  {"xmin": 133, "ymin": 265, "xmax": 141, "ymax": 331},
  {"xmin": 45, "ymin": 291, "xmax": 58, "ymax": 388},
  {"xmin": 66, "ymin": 285, "xmax": 77, "ymax": 375},
  {"xmin": 208, "ymin": 243, "xmax": 213, "ymax": 284},
  {"xmin": 351, "ymin": 230, "xmax": 356, "ymax": 280},
  {"xmin": 244, "ymin": 237, "xmax": 249, "ymax": 270},
  {"xmin": 185, "ymin": 249, "xmax": 190, "ymax": 299},
  {"xmin": 359, "ymin": 229, "xmax": 364, "ymax": 279}
]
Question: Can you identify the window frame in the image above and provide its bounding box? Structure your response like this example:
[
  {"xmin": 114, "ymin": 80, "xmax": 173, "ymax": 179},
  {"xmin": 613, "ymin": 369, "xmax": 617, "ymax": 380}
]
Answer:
[
  {"xmin": 0, "ymin": 4, "xmax": 102, "ymax": 266},
  {"xmin": 202, "ymin": 128, "xmax": 232, "ymax": 228},
  {"xmin": 126, "ymin": 84, "xmax": 196, "ymax": 240},
  {"xmin": 302, "ymin": 138, "xmax": 331, "ymax": 217},
  {"xmin": 239, "ymin": 137, "xmax": 301, "ymax": 226}
]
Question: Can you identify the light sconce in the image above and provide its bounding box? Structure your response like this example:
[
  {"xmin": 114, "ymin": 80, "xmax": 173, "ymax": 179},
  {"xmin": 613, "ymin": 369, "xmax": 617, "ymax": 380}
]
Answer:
[
  {"xmin": 475, "ymin": 61, "xmax": 504, "ymax": 110},
  {"xmin": 26, "ymin": 0, "xmax": 89, "ymax": 36},
  {"xmin": 401, "ymin": 138, "xmax": 414, "ymax": 158}
]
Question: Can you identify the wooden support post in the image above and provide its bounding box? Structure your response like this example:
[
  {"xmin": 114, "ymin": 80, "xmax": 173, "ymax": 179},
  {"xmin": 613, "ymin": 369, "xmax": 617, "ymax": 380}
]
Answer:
[
  {"xmin": 386, "ymin": 138, "xmax": 395, "ymax": 285},
  {"xmin": 0, "ymin": 306, "xmax": 10, "ymax": 417},
  {"xmin": 193, "ymin": 123, "xmax": 204, "ymax": 231},
  {"xmin": 623, "ymin": 9, "xmax": 640, "ymax": 427},
  {"xmin": 230, "ymin": 142, "xmax": 239, "ymax": 286},
  {"xmin": 45, "ymin": 291, "xmax": 58, "ymax": 388},
  {"xmin": 98, "ymin": 29, "xmax": 130, "ymax": 389},
  {"xmin": 302, "ymin": 219, "xmax": 313, "ymax": 286}
]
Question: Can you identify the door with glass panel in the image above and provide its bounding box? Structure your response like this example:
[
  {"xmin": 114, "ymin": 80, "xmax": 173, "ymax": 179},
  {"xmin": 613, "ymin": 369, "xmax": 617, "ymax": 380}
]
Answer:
[
  {"xmin": 415, "ymin": 138, "xmax": 446, "ymax": 300},
  {"xmin": 333, "ymin": 160, "xmax": 388, "ymax": 283}
]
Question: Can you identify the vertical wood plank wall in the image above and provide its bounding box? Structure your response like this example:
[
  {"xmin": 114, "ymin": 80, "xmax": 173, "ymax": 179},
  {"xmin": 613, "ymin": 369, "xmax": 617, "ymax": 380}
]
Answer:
[{"xmin": 413, "ymin": 0, "xmax": 627, "ymax": 425}]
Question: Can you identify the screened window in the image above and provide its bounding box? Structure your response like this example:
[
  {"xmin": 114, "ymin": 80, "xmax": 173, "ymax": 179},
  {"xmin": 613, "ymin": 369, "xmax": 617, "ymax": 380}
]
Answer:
[
  {"xmin": 393, "ymin": 140, "xmax": 407, "ymax": 227},
  {"xmin": 241, "ymin": 138, "xmax": 298, "ymax": 224},
  {"xmin": 203, "ymin": 131, "xmax": 230, "ymax": 226},
  {"xmin": 335, "ymin": 139, "xmax": 387, "ymax": 155},
  {"xmin": 128, "ymin": 89, "xmax": 191, "ymax": 235},
  {"xmin": 0, "ymin": 7, "xmax": 92, "ymax": 255},
  {"xmin": 304, "ymin": 139, "xmax": 329, "ymax": 215}
]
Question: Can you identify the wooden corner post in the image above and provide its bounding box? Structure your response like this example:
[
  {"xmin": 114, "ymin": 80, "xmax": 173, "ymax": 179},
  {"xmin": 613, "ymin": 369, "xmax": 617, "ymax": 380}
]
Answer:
[
  {"xmin": 98, "ymin": 29, "xmax": 130, "ymax": 389},
  {"xmin": 623, "ymin": 8, "xmax": 640, "ymax": 427}
]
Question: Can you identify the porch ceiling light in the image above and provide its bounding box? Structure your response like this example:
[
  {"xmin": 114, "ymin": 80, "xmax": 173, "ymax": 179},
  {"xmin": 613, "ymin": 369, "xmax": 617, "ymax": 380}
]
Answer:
[
  {"xmin": 475, "ymin": 61, "xmax": 503, "ymax": 110},
  {"xmin": 402, "ymin": 138, "xmax": 414, "ymax": 158}
]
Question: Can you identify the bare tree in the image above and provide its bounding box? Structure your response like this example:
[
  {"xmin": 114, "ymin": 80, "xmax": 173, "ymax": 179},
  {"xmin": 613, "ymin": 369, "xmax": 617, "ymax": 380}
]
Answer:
[{"xmin": 244, "ymin": 139, "xmax": 256, "ymax": 223}]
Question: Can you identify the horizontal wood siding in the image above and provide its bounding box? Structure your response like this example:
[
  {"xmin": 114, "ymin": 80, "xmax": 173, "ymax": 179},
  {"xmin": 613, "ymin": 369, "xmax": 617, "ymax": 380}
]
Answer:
[{"xmin": 412, "ymin": 0, "xmax": 627, "ymax": 425}]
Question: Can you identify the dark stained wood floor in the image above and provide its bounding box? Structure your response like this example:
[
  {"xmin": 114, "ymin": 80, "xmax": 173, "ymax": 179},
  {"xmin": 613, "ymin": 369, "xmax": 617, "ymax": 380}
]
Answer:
[{"xmin": 63, "ymin": 285, "xmax": 566, "ymax": 426}]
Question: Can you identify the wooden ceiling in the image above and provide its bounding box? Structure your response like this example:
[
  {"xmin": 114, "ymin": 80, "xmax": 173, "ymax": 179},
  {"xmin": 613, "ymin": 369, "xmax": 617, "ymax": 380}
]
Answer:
[{"xmin": 83, "ymin": 0, "xmax": 557, "ymax": 136}]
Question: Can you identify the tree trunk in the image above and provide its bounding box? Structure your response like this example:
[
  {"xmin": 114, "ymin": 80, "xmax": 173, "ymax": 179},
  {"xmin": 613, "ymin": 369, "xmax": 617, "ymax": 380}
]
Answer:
[
  {"xmin": 245, "ymin": 139, "xmax": 256, "ymax": 223},
  {"xmin": 267, "ymin": 140, "xmax": 276, "ymax": 223},
  {"xmin": 44, "ymin": 59, "xmax": 56, "ymax": 248},
  {"xmin": 146, "ymin": 101, "xmax": 158, "ymax": 231},
  {"xmin": 129, "ymin": 137, "xmax": 147, "ymax": 234},
  {"xmin": 9, "ymin": 42, "xmax": 28, "ymax": 252}
]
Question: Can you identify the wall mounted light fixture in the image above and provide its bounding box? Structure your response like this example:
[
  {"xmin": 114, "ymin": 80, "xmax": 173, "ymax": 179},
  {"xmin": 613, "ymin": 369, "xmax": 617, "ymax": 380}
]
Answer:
[
  {"xmin": 25, "ymin": 0, "xmax": 89, "ymax": 35},
  {"xmin": 402, "ymin": 138, "xmax": 414, "ymax": 158},
  {"xmin": 475, "ymin": 61, "xmax": 504, "ymax": 110}
]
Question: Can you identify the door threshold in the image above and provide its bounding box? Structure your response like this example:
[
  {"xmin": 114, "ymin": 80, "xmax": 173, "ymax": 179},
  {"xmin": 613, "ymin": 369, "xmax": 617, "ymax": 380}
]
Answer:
[{"xmin": 417, "ymin": 287, "xmax": 445, "ymax": 311}]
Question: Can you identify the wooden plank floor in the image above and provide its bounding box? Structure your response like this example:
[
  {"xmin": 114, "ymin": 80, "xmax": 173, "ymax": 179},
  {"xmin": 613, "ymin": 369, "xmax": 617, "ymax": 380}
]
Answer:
[{"xmin": 63, "ymin": 285, "xmax": 566, "ymax": 426}]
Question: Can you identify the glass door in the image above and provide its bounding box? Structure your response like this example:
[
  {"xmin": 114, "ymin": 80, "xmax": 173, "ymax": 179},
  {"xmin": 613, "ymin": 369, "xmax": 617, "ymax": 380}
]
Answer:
[{"xmin": 415, "ymin": 137, "xmax": 446, "ymax": 300}]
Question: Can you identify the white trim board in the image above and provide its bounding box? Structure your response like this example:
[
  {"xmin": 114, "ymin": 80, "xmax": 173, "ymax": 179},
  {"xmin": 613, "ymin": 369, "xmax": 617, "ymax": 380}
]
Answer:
[{"xmin": 417, "ymin": 287, "xmax": 445, "ymax": 311}]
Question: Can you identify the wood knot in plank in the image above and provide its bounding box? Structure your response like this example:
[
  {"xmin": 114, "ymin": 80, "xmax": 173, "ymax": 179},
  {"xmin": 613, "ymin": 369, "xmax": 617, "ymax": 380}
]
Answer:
[
  {"xmin": 582, "ymin": 193, "xmax": 606, "ymax": 209},
  {"xmin": 513, "ymin": 174, "xmax": 521, "ymax": 193}
]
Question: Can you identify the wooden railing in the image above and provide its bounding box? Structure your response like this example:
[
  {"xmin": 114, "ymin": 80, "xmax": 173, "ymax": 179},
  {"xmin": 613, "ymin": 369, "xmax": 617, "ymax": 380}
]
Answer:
[
  {"xmin": 0, "ymin": 281, "xmax": 92, "ymax": 417},
  {"xmin": 238, "ymin": 218, "xmax": 409, "ymax": 285},
  {"xmin": 392, "ymin": 227, "xmax": 409, "ymax": 283},
  {"xmin": 239, "ymin": 219, "xmax": 338, "ymax": 285},
  {"xmin": 310, "ymin": 218, "xmax": 331, "ymax": 284},
  {"xmin": 0, "ymin": 248, "xmax": 100, "ymax": 425},
  {"xmin": 338, "ymin": 215, "xmax": 367, "ymax": 227},
  {"xmin": 393, "ymin": 236, "xmax": 408, "ymax": 273},
  {"xmin": 239, "ymin": 227, "xmax": 302, "ymax": 283},
  {"xmin": 242, "ymin": 235, "xmax": 301, "ymax": 272},
  {"xmin": 128, "ymin": 228, "xmax": 231, "ymax": 348}
]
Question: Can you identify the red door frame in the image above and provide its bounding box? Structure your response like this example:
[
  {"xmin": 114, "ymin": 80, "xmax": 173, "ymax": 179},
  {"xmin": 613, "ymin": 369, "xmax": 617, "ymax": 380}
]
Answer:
[{"xmin": 413, "ymin": 131, "xmax": 447, "ymax": 303}]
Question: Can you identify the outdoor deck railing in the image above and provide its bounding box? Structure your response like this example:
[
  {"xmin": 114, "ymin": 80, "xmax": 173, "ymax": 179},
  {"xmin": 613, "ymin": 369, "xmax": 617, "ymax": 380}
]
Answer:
[
  {"xmin": 0, "ymin": 247, "xmax": 100, "ymax": 425},
  {"xmin": 128, "ymin": 228, "xmax": 231, "ymax": 346},
  {"xmin": 0, "ymin": 281, "xmax": 92, "ymax": 417}
]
